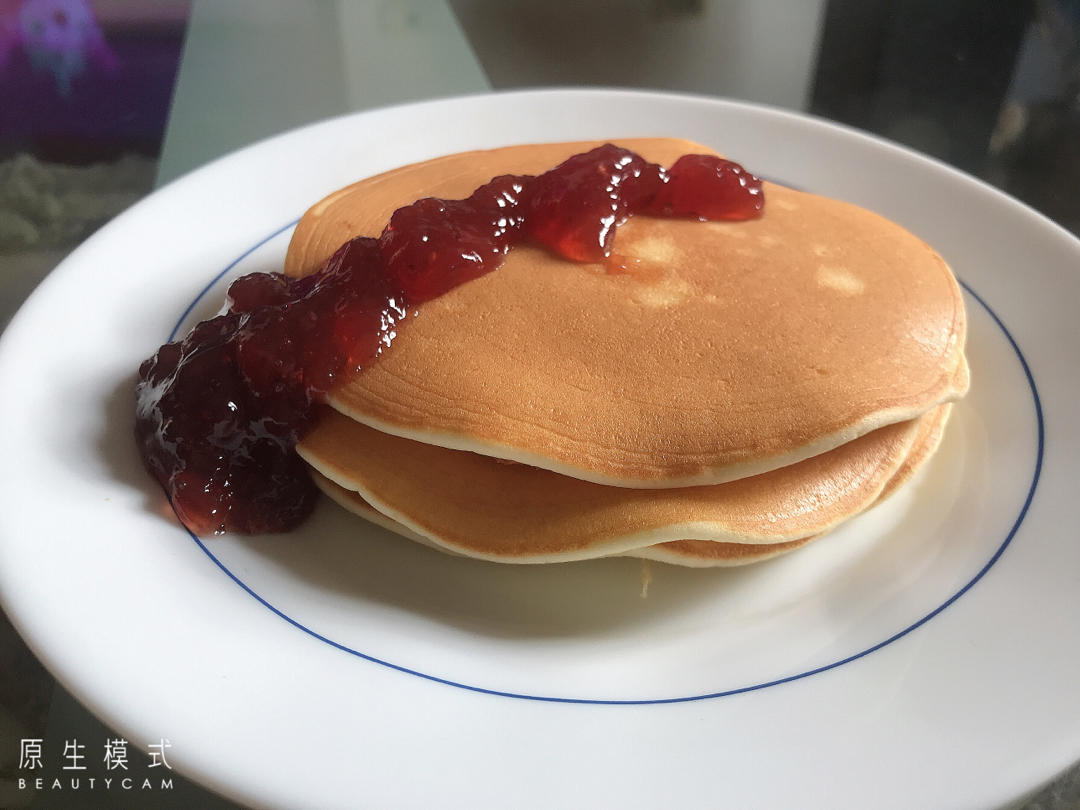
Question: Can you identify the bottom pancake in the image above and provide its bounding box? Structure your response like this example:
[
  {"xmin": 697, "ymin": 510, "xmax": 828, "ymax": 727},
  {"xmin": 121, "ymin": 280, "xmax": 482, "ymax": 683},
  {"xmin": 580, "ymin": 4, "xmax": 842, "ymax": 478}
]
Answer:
[
  {"xmin": 298, "ymin": 405, "xmax": 952, "ymax": 566},
  {"xmin": 310, "ymin": 471, "xmax": 815, "ymax": 567}
]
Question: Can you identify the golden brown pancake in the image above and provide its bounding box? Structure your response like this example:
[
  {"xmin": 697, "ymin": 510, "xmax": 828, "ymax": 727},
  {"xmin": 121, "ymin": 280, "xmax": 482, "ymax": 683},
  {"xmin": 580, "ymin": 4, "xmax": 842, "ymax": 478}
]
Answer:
[
  {"xmin": 633, "ymin": 404, "xmax": 952, "ymax": 567},
  {"xmin": 297, "ymin": 407, "xmax": 953, "ymax": 564},
  {"xmin": 304, "ymin": 405, "xmax": 950, "ymax": 567},
  {"xmin": 875, "ymin": 402, "xmax": 952, "ymax": 503},
  {"xmin": 285, "ymin": 139, "xmax": 969, "ymax": 488}
]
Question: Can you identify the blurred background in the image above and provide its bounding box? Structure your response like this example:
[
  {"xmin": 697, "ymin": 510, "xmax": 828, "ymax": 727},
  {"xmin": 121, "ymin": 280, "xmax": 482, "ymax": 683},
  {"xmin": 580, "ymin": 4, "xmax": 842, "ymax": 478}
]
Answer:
[
  {"xmin": 1, "ymin": 0, "xmax": 188, "ymax": 325},
  {"xmin": 2, "ymin": 0, "xmax": 1078, "ymax": 329},
  {"xmin": 1, "ymin": 0, "xmax": 1078, "ymax": 806}
]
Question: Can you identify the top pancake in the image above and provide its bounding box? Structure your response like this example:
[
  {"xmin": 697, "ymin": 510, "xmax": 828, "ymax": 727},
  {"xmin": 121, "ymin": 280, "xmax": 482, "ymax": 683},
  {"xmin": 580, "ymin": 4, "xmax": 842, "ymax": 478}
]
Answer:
[{"xmin": 285, "ymin": 138, "xmax": 968, "ymax": 487}]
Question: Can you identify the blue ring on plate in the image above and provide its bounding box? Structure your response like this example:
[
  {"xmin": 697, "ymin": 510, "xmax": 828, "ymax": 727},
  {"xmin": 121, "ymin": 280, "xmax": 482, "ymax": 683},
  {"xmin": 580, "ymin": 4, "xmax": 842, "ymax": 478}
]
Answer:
[{"xmin": 174, "ymin": 220, "xmax": 1044, "ymax": 705}]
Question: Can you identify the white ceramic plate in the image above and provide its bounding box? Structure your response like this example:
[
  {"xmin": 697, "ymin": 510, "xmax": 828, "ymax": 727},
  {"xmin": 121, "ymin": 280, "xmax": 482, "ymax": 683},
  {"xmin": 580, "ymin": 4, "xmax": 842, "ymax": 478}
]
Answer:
[{"xmin": 1, "ymin": 90, "xmax": 1077, "ymax": 810}]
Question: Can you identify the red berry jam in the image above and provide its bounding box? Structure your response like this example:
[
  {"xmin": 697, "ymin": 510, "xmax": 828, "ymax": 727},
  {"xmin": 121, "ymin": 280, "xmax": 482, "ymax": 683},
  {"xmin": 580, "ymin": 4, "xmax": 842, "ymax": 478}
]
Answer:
[{"xmin": 135, "ymin": 145, "xmax": 764, "ymax": 535}]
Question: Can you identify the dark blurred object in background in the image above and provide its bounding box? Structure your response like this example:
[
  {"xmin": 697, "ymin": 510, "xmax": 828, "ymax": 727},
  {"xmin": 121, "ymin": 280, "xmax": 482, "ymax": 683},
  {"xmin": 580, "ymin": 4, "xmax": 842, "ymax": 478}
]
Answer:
[
  {"xmin": 987, "ymin": 0, "xmax": 1080, "ymax": 232},
  {"xmin": 0, "ymin": 0, "xmax": 190, "ymax": 163},
  {"xmin": 812, "ymin": 0, "xmax": 1080, "ymax": 232},
  {"xmin": 811, "ymin": 0, "xmax": 1033, "ymax": 172}
]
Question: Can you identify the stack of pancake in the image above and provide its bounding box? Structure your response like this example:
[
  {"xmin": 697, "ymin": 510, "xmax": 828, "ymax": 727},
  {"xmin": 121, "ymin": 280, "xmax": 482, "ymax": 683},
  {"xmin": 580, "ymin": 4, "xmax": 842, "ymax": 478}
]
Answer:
[{"xmin": 283, "ymin": 138, "xmax": 968, "ymax": 567}]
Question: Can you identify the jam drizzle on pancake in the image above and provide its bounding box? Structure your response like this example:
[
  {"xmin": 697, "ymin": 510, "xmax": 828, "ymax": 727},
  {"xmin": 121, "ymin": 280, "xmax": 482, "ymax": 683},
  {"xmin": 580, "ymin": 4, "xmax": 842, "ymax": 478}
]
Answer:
[{"xmin": 135, "ymin": 145, "xmax": 764, "ymax": 535}]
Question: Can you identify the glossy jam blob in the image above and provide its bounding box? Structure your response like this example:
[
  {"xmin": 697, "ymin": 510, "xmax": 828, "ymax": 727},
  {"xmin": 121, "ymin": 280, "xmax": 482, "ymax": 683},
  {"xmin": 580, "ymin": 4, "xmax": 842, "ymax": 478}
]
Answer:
[{"xmin": 135, "ymin": 145, "xmax": 764, "ymax": 535}]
